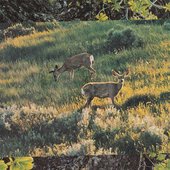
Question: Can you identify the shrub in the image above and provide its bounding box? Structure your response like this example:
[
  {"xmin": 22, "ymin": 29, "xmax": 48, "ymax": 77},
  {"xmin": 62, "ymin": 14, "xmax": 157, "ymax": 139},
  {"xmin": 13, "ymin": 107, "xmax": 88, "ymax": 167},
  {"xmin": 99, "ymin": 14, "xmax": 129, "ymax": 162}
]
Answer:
[
  {"xmin": 65, "ymin": 139, "xmax": 96, "ymax": 156},
  {"xmin": 93, "ymin": 128, "xmax": 120, "ymax": 150},
  {"xmin": 0, "ymin": 109, "xmax": 19, "ymax": 135},
  {"xmin": 107, "ymin": 28, "xmax": 144, "ymax": 51},
  {"xmin": 3, "ymin": 23, "xmax": 35, "ymax": 39},
  {"xmin": 31, "ymin": 111, "xmax": 82, "ymax": 145},
  {"xmin": 139, "ymin": 131, "xmax": 162, "ymax": 152},
  {"xmin": 163, "ymin": 22, "xmax": 170, "ymax": 31},
  {"xmin": 114, "ymin": 134, "xmax": 137, "ymax": 154},
  {"xmin": 94, "ymin": 129, "xmax": 138, "ymax": 154}
]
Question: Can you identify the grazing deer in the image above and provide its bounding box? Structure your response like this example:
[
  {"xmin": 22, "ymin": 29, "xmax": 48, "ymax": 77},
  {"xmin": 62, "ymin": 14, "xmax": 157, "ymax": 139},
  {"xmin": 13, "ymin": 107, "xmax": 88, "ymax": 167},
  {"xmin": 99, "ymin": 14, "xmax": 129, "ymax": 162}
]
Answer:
[
  {"xmin": 49, "ymin": 53, "xmax": 96, "ymax": 81},
  {"xmin": 81, "ymin": 69, "xmax": 129, "ymax": 108}
]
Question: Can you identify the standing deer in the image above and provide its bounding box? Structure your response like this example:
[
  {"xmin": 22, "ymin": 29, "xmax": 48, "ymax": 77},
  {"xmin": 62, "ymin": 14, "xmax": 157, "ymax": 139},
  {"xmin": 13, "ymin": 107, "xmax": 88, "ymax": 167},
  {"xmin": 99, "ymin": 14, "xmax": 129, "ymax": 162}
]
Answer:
[
  {"xmin": 81, "ymin": 69, "xmax": 129, "ymax": 108},
  {"xmin": 49, "ymin": 53, "xmax": 96, "ymax": 81}
]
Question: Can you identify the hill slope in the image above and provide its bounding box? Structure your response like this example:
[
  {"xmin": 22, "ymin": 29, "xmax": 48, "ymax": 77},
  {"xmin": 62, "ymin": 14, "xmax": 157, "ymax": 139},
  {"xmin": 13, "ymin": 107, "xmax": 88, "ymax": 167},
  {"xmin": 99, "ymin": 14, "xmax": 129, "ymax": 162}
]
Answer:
[{"xmin": 0, "ymin": 21, "xmax": 170, "ymax": 157}]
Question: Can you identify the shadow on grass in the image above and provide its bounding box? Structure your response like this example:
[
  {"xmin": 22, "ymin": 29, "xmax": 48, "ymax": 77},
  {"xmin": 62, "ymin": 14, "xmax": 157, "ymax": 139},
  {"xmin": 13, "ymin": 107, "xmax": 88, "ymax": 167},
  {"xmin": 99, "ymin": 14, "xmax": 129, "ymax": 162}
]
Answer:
[
  {"xmin": 79, "ymin": 91, "xmax": 168, "ymax": 112},
  {"xmin": 122, "ymin": 94, "xmax": 158, "ymax": 110},
  {"xmin": 0, "ymin": 41, "xmax": 56, "ymax": 62},
  {"xmin": 90, "ymin": 104, "xmax": 121, "ymax": 111},
  {"xmin": 159, "ymin": 91, "xmax": 170, "ymax": 102},
  {"xmin": 122, "ymin": 91, "xmax": 170, "ymax": 110}
]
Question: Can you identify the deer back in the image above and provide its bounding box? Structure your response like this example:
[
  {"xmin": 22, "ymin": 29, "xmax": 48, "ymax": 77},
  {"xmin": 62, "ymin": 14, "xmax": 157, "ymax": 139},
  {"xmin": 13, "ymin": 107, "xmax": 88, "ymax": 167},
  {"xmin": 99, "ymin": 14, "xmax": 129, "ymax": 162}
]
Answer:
[
  {"xmin": 63, "ymin": 53, "xmax": 93, "ymax": 70},
  {"xmin": 82, "ymin": 82, "xmax": 122, "ymax": 98}
]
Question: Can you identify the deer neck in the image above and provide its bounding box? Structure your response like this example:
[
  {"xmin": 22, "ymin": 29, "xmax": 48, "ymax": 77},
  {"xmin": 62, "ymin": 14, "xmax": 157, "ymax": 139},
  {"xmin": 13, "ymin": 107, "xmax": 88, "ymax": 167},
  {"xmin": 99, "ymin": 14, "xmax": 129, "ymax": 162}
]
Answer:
[{"xmin": 117, "ymin": 81, "xmax": 124, "ymax": 92}]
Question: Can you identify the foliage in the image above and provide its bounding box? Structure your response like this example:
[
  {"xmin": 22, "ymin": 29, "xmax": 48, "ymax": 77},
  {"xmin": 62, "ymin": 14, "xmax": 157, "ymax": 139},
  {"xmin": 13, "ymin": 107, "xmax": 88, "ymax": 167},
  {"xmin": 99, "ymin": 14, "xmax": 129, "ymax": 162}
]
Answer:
[
  {"xmin": 154, "ymin": 158, "xmax": 170, "ymax": 170},
  {"xmin": 93, "ymin": 128, "xmax": 120, "ymax": 150},
  {"xmin": 63, "ymin": 139, "xmax": 96, "ymax": 156},
  {"xmin": 0, "ymin": 157, "xmax": 33, "ymax": 170},
  {"xmin": 95, "ymin": 0, "xmax": 170, "ymax": 20},
  {"xmin": 139, "ymin": 131, "xmax": 162, "ymax": 152},
  {"xmin": 0, "ymin": 160, "xmax": 7, "ymax": 170},
  {"xmin": 128, "ymin": 0, "xmax": 157, "ymax": 20},
  {"xmin": 96, "ymin": 12, "xmax": 109, "ymax": 21},
  {"xmin": 93, "ymin": 125, "xmax": 162, "ymax": 154},
  {"xmin": 164, "ymin": 2, "xmax": 170, "ymax": 11},
  {"xmin": 107, "ymin": 28, "xmax": 144, "ymax": 51}
]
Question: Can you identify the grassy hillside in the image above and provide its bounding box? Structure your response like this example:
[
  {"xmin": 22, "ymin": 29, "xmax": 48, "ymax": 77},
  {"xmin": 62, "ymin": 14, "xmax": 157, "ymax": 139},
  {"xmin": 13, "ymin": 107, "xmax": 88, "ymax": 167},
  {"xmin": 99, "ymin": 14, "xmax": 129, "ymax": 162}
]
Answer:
[{"xmin": 0, "ymin": 21, "xmax": 170, "ymax": 157}]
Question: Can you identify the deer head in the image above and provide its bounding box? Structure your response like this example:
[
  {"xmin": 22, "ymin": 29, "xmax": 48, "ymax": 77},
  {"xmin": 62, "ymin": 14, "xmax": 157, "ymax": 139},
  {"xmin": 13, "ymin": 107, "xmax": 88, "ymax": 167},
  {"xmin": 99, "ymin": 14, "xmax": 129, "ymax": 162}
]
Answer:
[
  {"xmin": 49, "ymin": 65, "xmax": 60, "ymax": 81},
  {"xmin": 112, "ymin": 69, "xmax": 129, "ymax": 84}
]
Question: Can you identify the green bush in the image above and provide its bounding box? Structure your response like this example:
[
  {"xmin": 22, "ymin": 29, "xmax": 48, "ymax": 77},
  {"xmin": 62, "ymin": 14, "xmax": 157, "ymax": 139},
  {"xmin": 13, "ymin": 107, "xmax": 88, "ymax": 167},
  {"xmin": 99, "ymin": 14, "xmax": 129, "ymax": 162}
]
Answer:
[
  {"xmin": 93, "ymin": 128, "xmax": 137, "ymax": 154},
  {"xmin": 93, "ymin": 128, "xmax": 120, "ymax": 150},
  {"xmin": 114, "ymin": 134, "xmax": 137, "ymax": 154},
  {"xmin": 3, "ymin": 23, "xmax": 35, "ymax": 39},
  {"xmin": 139, "ymin": 131, "xmax": 162, "ymax": 152},
  {"xmin": 107, "ymin": 28, "xmax": 144, "ymax": 51},
  {"xmin": 0, "ymin": 110, "xmax": 22, "ymax": 136},
  {"xmin": 93, "ymin": 127, "xmax": 162, "ymax": 154},
  {"xmin": 30, "ymin": 111, "xmax": 81, "ymax": 145},
  {"xmin": 65, "ymin": 139, "xmax": 96, "ymax": 156}
]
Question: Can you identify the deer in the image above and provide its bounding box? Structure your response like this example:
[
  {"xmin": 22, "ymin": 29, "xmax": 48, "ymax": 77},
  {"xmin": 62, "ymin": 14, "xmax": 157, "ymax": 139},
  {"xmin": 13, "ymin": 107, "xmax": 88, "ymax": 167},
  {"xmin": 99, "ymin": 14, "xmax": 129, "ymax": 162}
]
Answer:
[
  {"xmin": 81, "ymin": 69, "xmax": 129, "ymax": 108},
  {"xmin": 49, "ymin": 53, "xmax": 96, "ymax": 81}
]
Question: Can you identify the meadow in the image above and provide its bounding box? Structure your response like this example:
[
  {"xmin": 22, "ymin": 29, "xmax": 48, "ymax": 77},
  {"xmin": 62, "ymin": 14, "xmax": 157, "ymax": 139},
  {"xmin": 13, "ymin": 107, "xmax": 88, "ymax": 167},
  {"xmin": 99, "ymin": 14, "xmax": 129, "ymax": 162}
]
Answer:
[{"xmin": 0, "ymin": 21, "xmax": 170, "ymax": 157}]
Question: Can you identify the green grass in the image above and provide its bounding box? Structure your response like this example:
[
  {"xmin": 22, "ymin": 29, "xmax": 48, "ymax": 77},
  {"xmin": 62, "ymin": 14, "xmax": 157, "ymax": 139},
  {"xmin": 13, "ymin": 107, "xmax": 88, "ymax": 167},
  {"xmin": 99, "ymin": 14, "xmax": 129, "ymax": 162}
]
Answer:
[{"xmin": 0, "ymin": 21, "xmax": 170, "ymax": 157}]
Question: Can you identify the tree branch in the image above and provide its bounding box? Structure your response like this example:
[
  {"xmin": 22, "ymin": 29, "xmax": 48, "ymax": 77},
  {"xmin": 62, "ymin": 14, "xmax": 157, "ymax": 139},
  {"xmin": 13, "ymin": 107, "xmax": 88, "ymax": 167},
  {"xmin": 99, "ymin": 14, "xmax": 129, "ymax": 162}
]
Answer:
[{"xmin": 149, "ymin": 0, "xmax": 165, "ymax": 9}]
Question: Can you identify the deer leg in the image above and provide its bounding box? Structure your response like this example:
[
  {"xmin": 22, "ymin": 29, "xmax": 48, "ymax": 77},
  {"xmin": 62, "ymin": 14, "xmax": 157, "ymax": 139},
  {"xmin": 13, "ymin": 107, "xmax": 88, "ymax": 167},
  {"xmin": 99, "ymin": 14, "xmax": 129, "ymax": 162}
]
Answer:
[
  {"xmin": 111, "ymin": 96, "xmax": 120, "ymax": 109},
  {"xmin": 55, "ymin": 74, "xmax": 61, "ymax": 81},
  {"xmin": 84, "ymin": 96, "xmax": 94, "ymax": 108},
  {"xmin": 89, "ymin": 67, "xmax": 96, "ymax": 74},
  {"xmin": 69, "ymin": 70, "xmax": 74, "ymax": 80},
  {"xmin": 86, "ymin": 66, "xmax": 96, "ymax": 78},
  {"xmin": 111, "ymin": 97, "xmax": 115, "ymax": 105},
  {"xmin": 72, "ymin": 70, "xmax": 74, "ymax": 79}
]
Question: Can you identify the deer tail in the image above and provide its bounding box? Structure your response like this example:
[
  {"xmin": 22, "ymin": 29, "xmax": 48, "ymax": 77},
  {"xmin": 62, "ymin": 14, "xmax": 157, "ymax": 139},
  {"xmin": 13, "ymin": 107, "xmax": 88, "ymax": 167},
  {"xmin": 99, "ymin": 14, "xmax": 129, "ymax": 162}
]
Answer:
[{"xmin": 90, "ymin": 55, "xmax": 94, "ymax": 64}]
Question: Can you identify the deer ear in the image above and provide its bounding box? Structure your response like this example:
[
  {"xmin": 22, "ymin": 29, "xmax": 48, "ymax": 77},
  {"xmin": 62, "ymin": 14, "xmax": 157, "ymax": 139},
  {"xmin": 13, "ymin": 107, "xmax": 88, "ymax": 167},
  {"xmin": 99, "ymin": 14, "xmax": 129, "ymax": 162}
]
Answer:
[
  {"xmin": 55, "ymin": 65, "xmax": 58, "ymax": 69},
  {"xmin": 112, "ymin": 70, "xmax": 120, "ymax": 77}
]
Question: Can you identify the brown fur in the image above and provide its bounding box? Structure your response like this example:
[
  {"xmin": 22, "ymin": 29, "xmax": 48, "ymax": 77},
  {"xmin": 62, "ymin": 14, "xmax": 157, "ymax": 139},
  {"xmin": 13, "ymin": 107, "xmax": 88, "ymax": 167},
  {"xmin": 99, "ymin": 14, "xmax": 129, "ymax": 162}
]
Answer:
[
  {"xmin": 81, "ymin": 70, "xmax": 129, "ymax": 108},
  {"xmin": 49, "ymin": 53, "xmax": 96, "ymax": 81}
]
